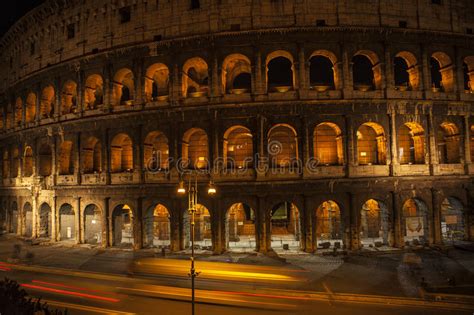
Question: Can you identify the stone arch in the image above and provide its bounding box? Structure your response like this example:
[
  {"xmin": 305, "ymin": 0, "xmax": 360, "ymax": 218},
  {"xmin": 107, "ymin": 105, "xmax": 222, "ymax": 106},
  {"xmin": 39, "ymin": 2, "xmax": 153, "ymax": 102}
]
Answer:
[
  {"xmin": 394, "ymin": 51, "xmax": 420, "ymax": 90},
  {"xmin": 58, "ymin": 203, "xmax": 75, "ymax": 241},
  {"xmin": 143, "ymin": 203, "xmax": 171, "ymax": 248},
  {"xmin": 145, "ymin": 63, "xmax": 170, "ymax": 101},
  {"xmin": 437, "ymin": 122, "xmax": 461, "ymax": 164},
  {"xmin": 83, "ymin": 204, "xmax": 102, "ymax": 244},
  {"xmin": 223, "ymin": 125, "xmax": 253, "ymax": 169},
  {"xmin": 402, "ymin": 198, "xmax": 429, "ymax": 245},
  {"xmin": 225, "ymin": 203, "xmax": 256, "ymax": 251},
  {"xmin": 430, "ymin": 52, "xmax": 454, "ymax": 92},
  {"xmin": 440, "ymin": 197, "xmax": 466, "ymax": 243},
  {"xmin": 352, "ymin": 50, "xmax": 382, "ymax": 90},
  {"xmin": 464, "ymin": 56, "xmax": 474, "ymax": 92},
  {"xmin": 266, "ymin": 50, "xmax": 295, "ymax": 92},
  {"xmin": 182, "ymin": 57, "xmax": 209, "ymax": 97},
  {"xmin": 58, "ymin": 140, "xmax": 74, "ymax": 175},
  {"xmin": 143, "ymin": 131, "xmax": 169, "ymax": 171},
  {"xmin": 2, "ymin": 150, "xmax": 9, "ymax": 178},
  {"xmin": 182, "ymin": 128, "xmax": 209, "ymax": 169},
  {"xmin": 11, "ymin": 147, "xmax": 19, "ymax": 178},
  {"xmin": 113, "ymin": 68, "xmax": 135, "ymax": 106},
  {"xmin": 23, "ymin": 146, "xmax": 34, "ymax": 177},
  {"xmin": 360, "ymin": 199, "xmax": 390, "ymax": 247},
  {"xmin": 112, "ymin": 204, "xmax": 134, "ymax": 246},
  {"xmin": 309, "ymin": 50, "xmax": 337, "ymax": 90},
  {"xmin": 84, "ymin": 74, "xmax": 104, "ymax": 110},
  {"xmin": 399, "ymin": 122, "xmax": 425, "ymax": 164},
  {"xmin": 25, "ymin": 92, "xmax": 37, "ymax": 123},
  {"xmin": 38, "ymin": 143, "xmax": 53, "ymax": 176},
  {"xmin": 15, "ymin": 97, "xmax": 23, "ymax": 126},
  {"xmin": 268, "ymin": 124, "xmax": 298, "ymax": 168},
  {"xmin": 313, "ymin": 122, "xmax": 344, "ymax": 165},
  {"xmin": 270, "ymin": 202, "xmax": 301, "ymax": 251},
  {"xmin": 315, "ymin": 200, "xmax": 343, "ymax": 249},
  {"xmin": 61, "ymin": 80, "xmax": 78, "ymax": 114},
  {"xmin": 357, "ymin": 122, "xmax": 386, "ymax": 165},
  {"xmin": 183, "ymin": 204, "xmax": 212, "ymax": 250},
  {"xmin": 40, "ymin": 85, "xmax": 55, "ymax": 118},
  {"xmin": 39, "ymin": 202, "xmax": 52, "ymax": 238},
  {"xmin": 22, "ymin": 202, "xmax": 33, "ymax": 237},
  {"xmin": 110, "ymin": 133, "xmax": 133, "ymax": 173},
  {"xmin": 222, "ymin": 53, "xmax": 252, "ymax": 94},
  {"xmin": 82, "ymin": 136, "xmax": 102, "ymax": 174}
]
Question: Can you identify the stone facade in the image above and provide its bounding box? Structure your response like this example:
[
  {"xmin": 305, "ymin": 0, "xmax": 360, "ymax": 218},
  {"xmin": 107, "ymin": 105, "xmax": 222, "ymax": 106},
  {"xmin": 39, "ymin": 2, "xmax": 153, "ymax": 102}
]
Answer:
[{"xmin": 0, "ymin": 0, "xmax": 473, "ymax": 253}]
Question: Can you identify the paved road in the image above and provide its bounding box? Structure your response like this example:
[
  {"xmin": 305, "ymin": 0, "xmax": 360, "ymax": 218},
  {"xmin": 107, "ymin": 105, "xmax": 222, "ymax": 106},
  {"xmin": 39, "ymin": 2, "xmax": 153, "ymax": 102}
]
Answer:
[{"xmin": 1, "ymin": 259, "xmax": 472, "ymax": 315}]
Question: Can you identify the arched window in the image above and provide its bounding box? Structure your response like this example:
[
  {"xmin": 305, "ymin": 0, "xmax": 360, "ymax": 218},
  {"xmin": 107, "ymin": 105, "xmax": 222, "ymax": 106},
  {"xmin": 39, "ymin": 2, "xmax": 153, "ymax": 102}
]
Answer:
[
  {"xmin": 394, "ymin": 57, "xmax": 410, "ymax": 88},
  {"xmin": 23, "ymin": 146, "xmax": 34, "ymax": 177},
  {"xmin": 268, "ymin": 124, "xmax": 298, "ymax": 167},
  {"xmin": 437, "ymin": 122, "xmax": 461, "ymax": 164},
  {"xmin": 352, "ymin": 52, "xmax": 381, "ymax": 91},
  {"xmin": 84, "ymin": 74, "xmax": 104, "ymax": 110},
  {"xmin": 61, "ymin": 80, "xmax": 78, "ymax": 114},
  {"xmin": 25, "ymin": 93, "xmax": 36, "ymax": 123},
  {"xmin": 38, "ymin": 144, "xmax": 52, "ymax": 176},
  {"xmin": 182, "ymin": 128, "xmax": 208, "ymax": 169},
  {"xmin": 145, "ymin": 63, "xmax": 169, "ymax": 101},
  {"xmin": 182, "ymin": 57, "xmax": 209, "ymax": 98},
  {"xmin": 40, "ymin": 85, "xmax": 55, "ymax": 118},
  {"xmin": 223, "ymin": 126, "xmax": 253, "ymax": 169},
  {"xmin": 143, "ymin": 131, "xmax": 169, "ymax": 171},
  {"xmin": 58, "ymin": 141, "xmax": 74, "ymax": 175},
  {"xmin": 222, "ymin": 54, "xmax": 252, "ymax": 94},
  {"xmin": 313, "ymin": 123, "xmax": 343, "ymax": 165},
  {"xmin": 111, "ymin": 134, "xmax": 133, "ymax": 172},
  {"xmin": 357, "ymin": 123, "xmax": 386, "ymax": 165},
  {"xmin": 113, "ymin": 68, "xmax": 135, "ymax": 106},
  {"xmin": 394, "ymin": 52, "xmax": 420, "ymax": 90},
  {"xmin": 399, "ymin": 123, "xmax": 425, "ymax": 164},
  {"xmin": 11, "ymin": 148, "xmax": 19, "ymax": 178},
  {"xmin": 267, "ymin": 52, "xmax": 294, "ymax": 92},
  {"xmin": 15, "ymin": 97, "xmax": 23, "ymax": 126},
  {"xmin": 430, "ymin": 52, "xmax": 453, "ymax": 92},
  {"xmin": 309, "ymin": 53, "xmax": 335, "ymax": 91},
  {"xmin": 82, "ymin": 137, "xmax": 102, "ymax": 174},
  {"xmin": 464, "ymin": 56, "xmax": 474, "ymax": 92},
  {"xmin": 2, "ymin": 150, "xmax": 9, "ymax": 178}
]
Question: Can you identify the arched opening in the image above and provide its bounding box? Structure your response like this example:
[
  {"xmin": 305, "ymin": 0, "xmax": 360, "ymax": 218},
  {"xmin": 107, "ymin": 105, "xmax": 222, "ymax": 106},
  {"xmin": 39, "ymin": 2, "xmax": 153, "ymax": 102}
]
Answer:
[
  {"xmin": 430, "ymin": 52, "xmax": 453, "ymax": 92},
  {"xmin": 38, "ymin": 144, "xmax": 52, "ymax": 176},
  {"xmin": 268, "ymin": 124, "xmax": 298, "ymax": 168},
  {"xmin": 267, "ymin": 53, "xmax": 294, "ymax": 92},
  {"xmin": 10, "ymin": 202, "xmax": 18, "ymax": 234},
  {"xmin": 313, "ymin": 122, "xmax": 343, "ymax": 165},
  {"xmin": 223, "ymin": 126, "xmax": 253, "ymax": 169},
  {"xmin": 441, "ymin": 197, "xmax": 465, "ymax": 243},
  {"xmin": 464, "ymin": 56, "xmax": 474, "ymax": 92},
  {"xmin": 25, "ymin": 92, "xmax": 37, "ymax": 123},
  {"xmin": 402, "ymin": 198, "xmax": 429, "ymax": 245},
  {"xmin": 183, "ymin": 204, "xmax": 211, "ymax": 250},
  {"xmin": 393, "ymin": 57, "xmax": 410, "ymax": 89},
  {"xmin": 84, "ymin": 74, "xmax": 104, "ymax": 110},
  {"xmin": 84, "ymin": 204, "xmax": 102, "ymax": 244},
  {"xmin": 58, "ymin": 141, "xmax": 74, "ymax": 175},
  {"xmin": 357, "ymin": 123, "xmax": 386, "ymax": 165},
  {"xmin": 113, "ymin": 68, "xmax": 135, "ymax": 106},
  {"xmin": 112, "ymin": 204, "xmax": 134, "ymax": 246},
  {"xmin": 437, "ymin": 122, "xmax": 461, "ymax": 164},
  {"xmin": 143, "ymin": 204, "xmax": 171, "ymax": 248},
  {"xmin": 22, "ymin": 202, "xmax": 33, "ymax": 237},
  {"xmin": 222, "ymin": 54, "xmax": 252, "ymax": 94},
  {"xmin": 61, "ymin": 80, "xmax": 78, "ymax": 114},
  {"xmin": 352, "ymin": 51, "xmax": 380, "ymax": 91},
  {"xmin": 59, "ymin": 204, "xmax": 75, "ymax": 241},
  {"xmin": 182, "ymin": 128, "xmax": 208, "ymax": 169},
  {"xmin": 182, "ymin": 57, "xmax": 209, "ymax": 98},
  {"xmin": 11, "ymin": 148, "xmax": 19, "ymax": 178},
  {"xmin": 39, "ymin": 203, "xmax": 52, "ymax": 238},
  {"xmin": 23, "ymin": 146, "xmax": 33, "ymax": 177},
  {"xmin": 399, "ymin": 123, "xmax": 425, "ymax": 164},
  {"xmin": 270, "ymin": 202, "xmax": 300, "ymax": 251},
  {"xmin": 316, "ymin": 201, "xmax": 342, "ymax": 249},
  {"xmin": 226, "ymin": 203, "xmax": 256, "ymax": 251},
  {"xmin": 110, "ymin": 133, "xmax": 133, "ymax": 173},
  {"xmin": 2, "ymin": 151, "xmax": 9, "ymax": 178},
  {"xmin": 40, "ymin": 85, "xmax": 55, "ymax": 118},
  {"xmin": 143, "ymin": 131, "xmax": 169, "ymax": 171},
  {"xmin": 82, "ymin": 137, "xmax": 102, "ymax": 174},
  {"xmin": 360, "ymin": 199, "xmax": 390, "ymax": 247},
  {"xmin": 145, "ymin": 63, "xmax": 169, "ymax": 101},
  {"xmin": 309, "ymin": 55, "xmax": 335, "ymax": 91},
  {"xmin": 15, "ymin": 97, "xmax": 23, "ymax": 126}
]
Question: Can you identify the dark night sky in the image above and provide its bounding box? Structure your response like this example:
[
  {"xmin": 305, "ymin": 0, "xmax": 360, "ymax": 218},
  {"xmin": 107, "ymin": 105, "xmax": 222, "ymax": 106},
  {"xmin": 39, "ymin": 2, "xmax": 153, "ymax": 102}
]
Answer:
[{"xmin": 0, "ymin": 1, "xmax": 45, "ymax": 38}]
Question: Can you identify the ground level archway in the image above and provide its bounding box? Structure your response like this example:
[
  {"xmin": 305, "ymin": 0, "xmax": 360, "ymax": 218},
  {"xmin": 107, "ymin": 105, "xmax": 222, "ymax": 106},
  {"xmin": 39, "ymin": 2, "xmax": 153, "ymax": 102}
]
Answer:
[
  {"xmin": 226, "ymin": 203, "xmax": 256, "ymax": 252},
  {"xmin": 22, "ymin": 202, "xmax": 33, "ymax": 237},
  {"xmin": 316, "ymin": 200, "xmax": 343, "ymax": 249},
  {"xmin": 143, "ymin": 203, "xmax": 171, "ymax": 248},
  {"xmin": 84, "ymin": 204, "xmax": 102, "ymax": 244},
  {"xmin": 183, "ymin": 204, "xmax": 212, "ymax": 250},
  {"xmin": 112, "ymin": 204, "xmax": 134, "ymax": 247},
  {"xmin": 270, "ymin": 202, "xmax": 300, "ymax": 251},
  {"xmin": 402, "ymin": 198, "xmax": 429, "ymax": 246},
  {"xmin": 360, "ymin": 199, "xmax": 390, "ymax": 248},
  {"xmin": 39, "ymin": 203, "xmax": 52, "ymax": 238},
  {"xmin": 59, "ymin": 204, "xmax": 75, "ymax": 241},
  {"xmin": 441, "ymin": 197, "xmax": 466, "ymax": 243}
]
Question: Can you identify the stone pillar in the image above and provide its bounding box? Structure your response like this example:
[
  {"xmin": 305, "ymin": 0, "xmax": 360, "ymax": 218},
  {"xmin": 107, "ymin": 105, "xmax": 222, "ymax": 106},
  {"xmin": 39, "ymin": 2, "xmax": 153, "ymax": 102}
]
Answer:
[
  {"xmin": 297, "ymin": 43, "xmax": 307, "ymax": 91},
  {"xmin": 54, "ymin": 77, "xmax": 61, "ymax": 119},
  {"xmin": 384, "ymin": 46, "xmax": 394, "ymax": 91},
  {"xmin": 76, "ymin": 70, "xmax": 84, "ymax": 113},
  {"xmin": 52, "ymin": 196, "xmax": 58, "ymax": 242},
  {"xmin": 428, "ymin": 108, "xmax": 439, "ymax": 173},
  {"xmin": 133, "ymin": 198, "xmax": 143, "ymax": 250},
  {"xmin": 171, "ymin": 63, "xmax": 181, "ymax": 102},
  {"xmin": 170, "ymin": 199, "xmax": 181, "ymax": 252},
  {"xmin": 303, "ymin": 195, "xmax": 313, "ymax": 252},
  {"xmin": 212, "ymin": 199, "xmax": 223, "ymax": 254},
  {"xmin": 102, "ymin": 198, "xmax": 110, "ymax": 247},
  {"xmin": 389, "ymin": 108, "xmax": 399, "ymax": 168},
  {"xmin": 32, "ymin": 193, "xmax": 38, "ymax": 238},
  {"xmin": 464, "ymin": 116, "xmax": 472, "ymax": 165},
  {"xmin": 342, "ymin": 45, "xmax": 353, "ymax": 92},
  {"xmin": 256, "ymin": 196, "xmax": 269, "ymax": 253},
  {"xmin": 431, "ymin": 189, "xmax": 442, "ymax": 245},
  {"xmin": 253, "ymin": 47, "xmax": 265, "ymax": 95},
  {"xmin": 421, "ymin": 46, "xmax": 431, "ymax": 92},
  {"xmin": 349, "ymin": 193, "xmax": 361, "ymax": 250},
  {"xmin": 74, "ymin": 197, "xmax": 81, "ymax": 244},
  {"xmin": 134, "ymin": 58, "xmax": 144, "ymax": 105},
  {"xmin": 103, "ymin": 64, "xmax": 112, "ymax": 111},
  {"xmin": 211, "ymin": 53, "xmax": 221, "ymax": 99},
  {"xmin": 35, "ymin": 84, "xmax": 41, "ymax": 123},
  {"xmin": 392, "ymin": 191, "xmax": 403, "ymax": 247}
]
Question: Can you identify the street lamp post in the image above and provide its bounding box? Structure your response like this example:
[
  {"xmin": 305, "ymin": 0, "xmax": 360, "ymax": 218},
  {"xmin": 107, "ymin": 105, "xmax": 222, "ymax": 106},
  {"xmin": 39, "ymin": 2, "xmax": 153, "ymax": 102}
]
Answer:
[{"xmin": 177, "ymin": 177, "xmax": 216, "ymax": 315}]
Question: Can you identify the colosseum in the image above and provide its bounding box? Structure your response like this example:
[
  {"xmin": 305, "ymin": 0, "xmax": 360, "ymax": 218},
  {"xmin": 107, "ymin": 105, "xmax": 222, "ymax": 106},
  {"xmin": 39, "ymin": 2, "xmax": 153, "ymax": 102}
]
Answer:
[{"xmin": 0, "ymin": 0, "xmax": 473, "ymax": 254}]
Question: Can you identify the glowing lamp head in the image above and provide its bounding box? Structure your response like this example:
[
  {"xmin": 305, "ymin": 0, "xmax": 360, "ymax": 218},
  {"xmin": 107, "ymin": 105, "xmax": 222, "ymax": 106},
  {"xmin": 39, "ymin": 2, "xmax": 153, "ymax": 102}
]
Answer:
[
  {"xmin": 177, "ymin": 181, "xmax": 186, "ymax": 194},
  {"xmin": 207, "ymin": 182, "xmax": 217, "ymax": 196}
]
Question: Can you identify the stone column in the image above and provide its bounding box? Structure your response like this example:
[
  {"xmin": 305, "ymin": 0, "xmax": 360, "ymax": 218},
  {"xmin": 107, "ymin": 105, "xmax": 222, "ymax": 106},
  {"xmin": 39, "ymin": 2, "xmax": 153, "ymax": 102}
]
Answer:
[
  {"xmin": 170, "ymin": 199, "xmax": 181, "ymax": 252},
  {"xmin": 74, "ymin": 197, "xmax": 81, "ymax": 244},
  {"xmin": 392, "ymin": 191, "xmax": 403, "ymax": 247},
  {"xmin": 253, "ymin": 47, "xmax": 265, "ymax": 95},
  {"xmin": 389, "ymin": 107, "xmax": 399, "ymax": 169},
  {"xmin": 212, "ymin": 199, "xmax": 222, "ymax": 254},
  {"xmin": 303, "ymin": 195, "xmax": 313, "ymax": 252},
  {"xmin": 421, "ymin": 46, "xmax": 431, "ymax": 92},
  {"xmin": 54, "ymin": 77, "xmax": 61, "ymax": 119},
  {"xmin": 384, "ymin": 46, "xmax": 394, "ymax": 91},
  {"xmin": 32, "ymin": 192, "xmax": 38, "ymax": 238},
  {"xmin": 35, "ymin": 84, "xmax": 41, "ymax": 123},
  {"xmin": 297, "ymin": 43, "xmax": 307, "ymax": 91},
  {"xmin": 349, "ymin": 192, "xmax": 361, "ymax": 250},
  {"xmin": 133, "ymin": 198, "xmax": 143, "ymax": 250},
  {"xmin": 431, "ymin": 189, "xmax": 442, "ymax": 245},
  {"xmin": 102, "ymin": 198, "xmax": 110, "ymax": 247},
  {"xmin": 103, "ymin": 64, "xmax": 112, "ymax": 111},
  {"xmin": 464, "ymin": 116, "xmax": 472, "ymax": 165},
  {"xmin": 134, "ymin": 58, "xmax": 144, "ymax": 105},
  {"xmin": 52, "ymin": 196, "xmax": 58, "ymax": 241},
  {"xmin": 428, "ymin": 108, "xmax": 439, "ymax": 173},
  {"xmin": 256, "ymin": 196, "xmax": 269, "ymax": 253},
  {"xmin": 342, "ymin": 45, "xmax": 353, "ymax": 92}
]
